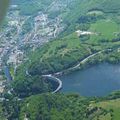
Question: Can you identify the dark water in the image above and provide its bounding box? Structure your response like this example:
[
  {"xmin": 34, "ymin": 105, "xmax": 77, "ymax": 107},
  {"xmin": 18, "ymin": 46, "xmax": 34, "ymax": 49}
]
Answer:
[
  {"xmin": 59, "ymin": 63, "xmax": 120, "ymax": 97},
  {"xmin": 4, "ymin": 66, "xmax": 12, "ymax": 81}
]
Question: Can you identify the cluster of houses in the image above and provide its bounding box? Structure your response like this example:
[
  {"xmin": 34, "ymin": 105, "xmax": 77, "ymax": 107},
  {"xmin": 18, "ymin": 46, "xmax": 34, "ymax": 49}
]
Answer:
[{"xmin": 0, "ymin": 2, "xmax": 65, "ymax": 96}]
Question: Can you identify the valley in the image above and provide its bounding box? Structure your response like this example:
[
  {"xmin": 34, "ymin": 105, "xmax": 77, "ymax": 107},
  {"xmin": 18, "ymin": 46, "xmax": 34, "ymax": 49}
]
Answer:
[{"xmin": 1, "ymin": 0, "xmax": 120, "ymax": 120}]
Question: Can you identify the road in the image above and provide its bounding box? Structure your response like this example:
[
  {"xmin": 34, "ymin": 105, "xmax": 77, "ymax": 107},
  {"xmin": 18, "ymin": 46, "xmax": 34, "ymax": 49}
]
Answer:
[
  {"xmin": 26, "ymin": 49, "xmax": 113, "ymax": 94},
  {"xmin": 42, "ymin": 74, "xmax": 62, "ymax": 93},
  {"xmin": 42, "ymin": 50, "xmax": 105, "ymax": 93},
  {"xmin": 54, "ymin": 49, "xmax": 111, "ymax": 76}
]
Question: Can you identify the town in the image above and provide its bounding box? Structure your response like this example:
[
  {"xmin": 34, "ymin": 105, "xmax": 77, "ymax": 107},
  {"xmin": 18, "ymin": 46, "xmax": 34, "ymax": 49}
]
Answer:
[{"xmin": 0, "ymin": 2, "xmax": 65, "ymax": 96}]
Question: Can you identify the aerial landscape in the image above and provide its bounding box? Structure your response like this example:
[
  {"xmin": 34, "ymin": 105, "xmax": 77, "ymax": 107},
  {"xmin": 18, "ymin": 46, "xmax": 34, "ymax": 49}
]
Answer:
[{"xmin": 0, "ymin": 0, "xmax": 120, "ymax": 120}]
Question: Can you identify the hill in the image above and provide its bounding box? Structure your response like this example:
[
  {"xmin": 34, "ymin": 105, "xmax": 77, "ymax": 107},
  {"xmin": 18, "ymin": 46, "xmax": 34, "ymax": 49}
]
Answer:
[
  {"xmin": 3, "ymin": 0, "xmax": 120, "ymax": 120},
  {"xmin": 4, "ymin": 93, "xmax": 120, "ymax": 120}
]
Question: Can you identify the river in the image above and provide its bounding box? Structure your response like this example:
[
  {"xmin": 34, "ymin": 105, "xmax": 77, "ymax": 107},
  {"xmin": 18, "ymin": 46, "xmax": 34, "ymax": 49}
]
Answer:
[
  {"xmin": 4, "ymin": 66, "xmax": 12, "ymax": 81},
  {"xmin": 59, "ymin": 63, "xmax": 120, "ymax": 97}
]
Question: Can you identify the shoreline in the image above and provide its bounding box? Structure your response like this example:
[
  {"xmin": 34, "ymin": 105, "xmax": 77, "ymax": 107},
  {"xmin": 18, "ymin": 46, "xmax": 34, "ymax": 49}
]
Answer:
[
  {"xmin": 10, "ymin": 48, "xmax": 117, "ymax": 95},
  {"xmin": 37, "ymin": 49, "xmax": 113, "ymax": 94}
]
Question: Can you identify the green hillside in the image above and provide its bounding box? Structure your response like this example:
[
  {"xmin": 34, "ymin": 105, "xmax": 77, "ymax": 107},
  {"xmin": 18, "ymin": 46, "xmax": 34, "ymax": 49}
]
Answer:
[
  {"xmin": 93, "ymin": 99, "xmax": 120, "ymax": 120},
  {"xmin": 9, "ymin": 93, "xmax": 120, "ymax": 120},
  {"xmin": 61, "ymin": 0, "xmax": 120, "ymax": 35},
  {"xmin": 28, "ymin": 33, "xmax": 91, "ymax": 75},
  {"xmin": 19, "ymin": 94, "xmax": 89, "ymax": 120},
  {"xmin": 3, "ymin": 0, "xmax": 120, "ymax": 120}
]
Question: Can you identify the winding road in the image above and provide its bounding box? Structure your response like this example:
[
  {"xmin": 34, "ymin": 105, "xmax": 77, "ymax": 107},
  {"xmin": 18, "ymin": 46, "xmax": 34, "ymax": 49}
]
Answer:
[
  {"xmin": 43, "ymin": 49, "xmax": 111, "ymax": 93},
  {"xmin": 42, "ymin": 74, "xmax": 62, "ymax": 94},
  {"xmin": 54, "ymin": 49, "xmax": 110, "ymax": 76},
  {"xmin": 26, "ymin": 49, "xmax": 112, "ymax": 94}
]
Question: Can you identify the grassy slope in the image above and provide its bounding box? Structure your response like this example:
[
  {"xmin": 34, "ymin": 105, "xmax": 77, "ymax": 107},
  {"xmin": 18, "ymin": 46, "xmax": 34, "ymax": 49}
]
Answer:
[
  {"xmin": 26, "ymin": 33, "xmax": 91, "ymax": 75},
  {"xmin": 15, "ymin": 0, "xmax": 120, "ymax": 78},
  {"xmin": 27, "ymin": 18, "xmax": 120, "ymax": 75},
  {"xmin": 61, "ymin": 0, "xmax": 120, "ymax": 36},
  {"xmin": 64, "ymin": 0, "xmax": 120, "ymax": 22},
  {"xmin": 93, "ymin": 99, "xmax": 120, "ymax": 120},
  {"xmin": 89, "ymin": 19, "xmax": 120, "ymax": 43},
  {"xmin": 13, "ymin": 0, "xmax": 120, "ymax": 119}
]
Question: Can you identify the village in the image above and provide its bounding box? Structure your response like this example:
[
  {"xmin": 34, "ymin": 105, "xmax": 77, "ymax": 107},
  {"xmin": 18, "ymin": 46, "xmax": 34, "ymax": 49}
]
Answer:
[{"xmin": 0, "ymin": 3, "xmax": 64, "ymax": 96}]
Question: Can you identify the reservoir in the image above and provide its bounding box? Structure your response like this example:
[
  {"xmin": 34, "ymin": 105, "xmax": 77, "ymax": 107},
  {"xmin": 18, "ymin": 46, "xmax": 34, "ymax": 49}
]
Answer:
[{"xmin": 59, "ymin": 63, "xmax": 120, "ymax": 97}]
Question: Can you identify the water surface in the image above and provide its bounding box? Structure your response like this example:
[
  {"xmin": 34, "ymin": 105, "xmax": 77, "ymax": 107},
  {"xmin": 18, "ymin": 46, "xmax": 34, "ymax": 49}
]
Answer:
[
  {"xmin": 4, "ymin": 66, "xmax": 12, "ymax": 81},
  {"xmin": 59, "ymin": 63, "xmax": 120, "ymax": 96}
]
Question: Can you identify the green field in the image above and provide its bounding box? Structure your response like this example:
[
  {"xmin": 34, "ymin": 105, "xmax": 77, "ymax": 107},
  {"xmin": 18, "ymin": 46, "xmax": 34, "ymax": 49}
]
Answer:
[
  {"xmin": 93, "ymin": 99, "xmax": 120, "ymax": 120},
  {"xmin": 26, "ymin": 33, "xmax": 91, "ymax": 75},
  {"xmin": 26, "ymin": 18, "xmax": 120, "ymax": 75},
  {"xmin": 89, "ymin": 19, "xmax": 120, "ymax": 43}
]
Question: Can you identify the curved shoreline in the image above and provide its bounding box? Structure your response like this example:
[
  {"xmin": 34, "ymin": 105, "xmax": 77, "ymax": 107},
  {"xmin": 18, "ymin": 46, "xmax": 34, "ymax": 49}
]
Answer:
[
  {"xmin": 42, "ymin": 50, "xmax": 107, "ymax": 93},
  {"xmin": 26, "ymin": 49, "xmax": 112, "ymax": 94},
  {"xmin": 44, "ymin": 49, "xmax": 112, "ymax": 93}
]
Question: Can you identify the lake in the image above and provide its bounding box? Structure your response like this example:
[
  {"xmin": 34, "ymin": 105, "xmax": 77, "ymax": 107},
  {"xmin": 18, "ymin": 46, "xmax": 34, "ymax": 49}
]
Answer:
[{"xmin": 59, "ymin": 63, "xmax": 120, "ymax": 97}]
